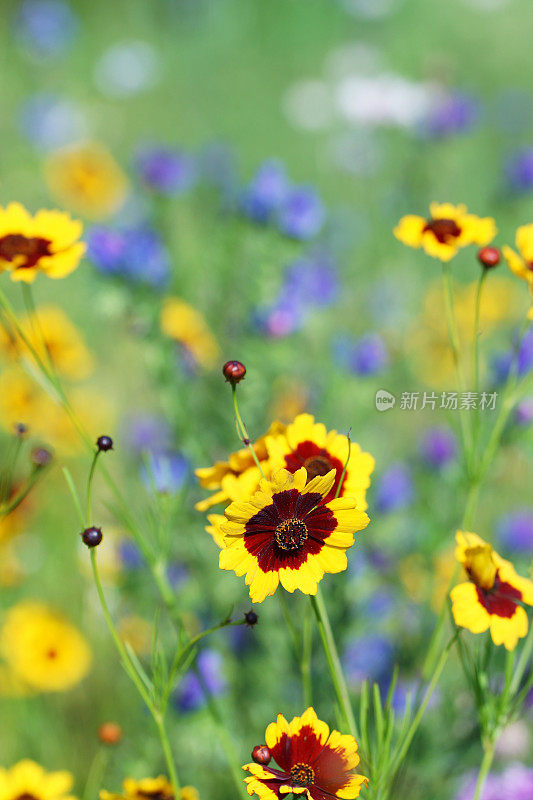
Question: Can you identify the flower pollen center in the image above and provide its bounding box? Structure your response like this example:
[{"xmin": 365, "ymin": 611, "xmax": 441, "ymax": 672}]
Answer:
[
  {"xmin": 424, "ymin": 217, "xmax": 461, "ymax": 244},
  {"xmin": 304, "ymin": 455, "xmax": 333, "ymax": 481},
  {"xmin": 275, "ymin": 518, "xmax": 308, "ymax": 551},
  {"xmin": 0, "ymin": 234, "xmax": 52, "ymax": 269},
  {"xmin": 290, "ymin": 763, "xmax": 315, "ymax": 787}
]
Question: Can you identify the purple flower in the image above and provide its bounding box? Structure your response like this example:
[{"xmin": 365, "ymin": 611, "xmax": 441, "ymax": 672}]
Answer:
[
  {"xmin": 87, "ymin": 225, "xmax": 170, "ymax": 289},
  {"xmin": 493, "ymin": 327, "xmax": 533, "ymax": 383},
  {"xmin": 15, "ymin": 0, "xmax": 78, "ymax": 57},
  {"xmin": 18, "ymin": 92, "xmax": 86, "ymax": 151},
  {"xmin": 343, "ymin": 634, "xmax": 394, "ymax": 688},
  {"xmin": 422, "ymin": 91, "xmax": 479, "ymax": 138},
  {"xmin": 123, "ymin": 414, "xmax": 171, "ymax": 455},
  {"xmin": 516, "ymin": 398, "xmax": 533, "ymax": 426},
  {"xmin": 506, "ymin": 148, "xmax": 533, "ymax": 193},
  {"xmin": 119, "ymin": 540, "xmax": 144, "ymax": 570},
  {"xmin": 334, "ymin": 333, "xmax": 389, "ymax": 376},
  {"xmin": 167, "ymin": 562, "xmax": 189, "ymax": 588},
  {"xmin": 455, "ymin": 764, "xmax": 533, "ymax": 800},
  {"xmin": 136, "ymin": 145, "xmax": 197, "ymax": 195},
  {"xmin": 174, "ymin": 649, "xmax": 226, "ymax": 712},
  {"xmin": 374, "ymin": 464, "xmax": 414, "ymax": 513},
  {"xmin": 142, "ymin": 452, "xmax": 188, "ymax": 494},
  {"xmin": 278, "ymin": 186, "xmax": 325, "ymax": 240},
  {"xmin": 391, "ymin": 678, "xmax": 440, "ymax": 715},
  {"xmin": 241, "ymin": 160, "xmax": 289, "ymax": 223},
  {"xmin": 419, "ymin": 426, "xmax": 457, "ymax": 468},
  {"xmin": 496, "ymin": 509, "xmax": 533, "ymax": 555}
]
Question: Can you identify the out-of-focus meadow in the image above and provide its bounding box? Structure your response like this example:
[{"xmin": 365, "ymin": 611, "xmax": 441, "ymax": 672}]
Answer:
[{"xmin": 1, "ymin": 1, "xmax": 533, "ymax": 799}]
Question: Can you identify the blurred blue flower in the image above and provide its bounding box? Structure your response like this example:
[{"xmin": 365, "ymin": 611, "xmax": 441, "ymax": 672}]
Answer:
[
  {"xmin": 254, "ymin": 253, "xmax": 338, "ymax": 337},
  {"xmin": 343, "ymin": 634, "xmax": 394, "ymax": 688},
  {"xmin": 142, "ymin": 452, "xmax": 188, "ymax": 494},
  {"xmin": 278, "ymin": 186, "xmax": 325, "ymax": 240},
  {"xmin": 136, "ymin": 145, "xmax": 197, "ymax": 195},
  {"xmin": 87, "ymin": 225, "xmax": 171, "ymax": 288},
  {"xmin": 174, "ymin": 649, "xmax": 226, "ymax": 712},
  {"xmin": 515, "ymin": 398, "xmax": 533, "ymax": 427},
  {"xmin": 241, "ymin": 159, "xmax": 289, "ymax": 223},
  {"xmin": 167, "ymin": 562, "xmax": 189, "ymax": 588},
  {"xmin": 496, "ymin": 509, "xmax": 533, "ymax": 555},
  {"xmin": 119, "ymin": 540, "xmax": 144, "ymax": 570},
  {"xmin": 361, "ymin": 588, "xmax": 396, "ymax": 620},
  {"xmin": 391, "ymin": 678, "xmax": 440, "ymax": 715},
  {"xmin": 15, "ymin": 0, "xmax": 78, "ymax": 57},
  {"xmin": 375, "ymin": 464, "xmax": 414, "ymax": 513},
  {"xmin": 419, "ymin": 427, "xmax": 457, "ymax": 469},
  {"xmin": 123, "ymin": 414, "xmax": 171, "ymax": 455},
  {"xmin": 506, "ymin": 148, "xmax": 533, "ymax": 193},
  {"xmin": 455, "ymin": 764, "xmax": 533, "ymax": 800},
  {"xmin": 422, "ymin": 91, "xmax": 479, "ymax": 138},
  {"xmin": 493, "ymin": 327, "xmax": 533, "ymax": 383},
  {"xmin": 334, "ymin": 333, "xmax": 389, "ymax": 376},
  {"xmin": 18, "ymin": 93, "xmax": 86, "ymax": 151}
]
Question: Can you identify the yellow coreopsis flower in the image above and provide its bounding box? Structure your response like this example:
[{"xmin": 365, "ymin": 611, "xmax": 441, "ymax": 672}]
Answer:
[
  {"xmin": 243, "ymin": 707, "xmax": 368, "ymax": 800},
  {"xmin": 394, "ymin": 202, "xmax": 496, "ymax": 262},
  {"xmin": 0, "ymin": 203, "xmax": 85, "ymax": 282},
  {"xmin": 160, "ymin": 297, "xmax": 220, "ymax": 369},
  {"xmin": 0, "ymin": 601, "xmax": 92, "ymax": 692},
  {"xmin": 0, "ymin": 760, "xmax": 78, "ymax": 800},
  {"xmin": 45, "ymin": 143, "xmax": 128, "ymax": 220},
  {"xmin": 101, "ymin": 777, "xmax": 199, "ymax": 800},
  {"xmin": 451, "ymin": 531, "xmax": 533, "ymax": 651},
  {"xmin": 502, "ymin": 224, "xmax": 533, "ymax": 319},
  {"xmin": 220, "ymin": 467, "xmax": 369, "ymax": 603}
]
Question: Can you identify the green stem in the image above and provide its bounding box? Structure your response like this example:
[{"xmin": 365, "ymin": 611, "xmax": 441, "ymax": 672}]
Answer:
[
  {"xmin": 83, "ymin": 748, "xmax": 108, "ymax": 800},
  {"xmin": 231, "ymin": 384, "xmax": 265, "ymax": 479},
  {"xmin": 310, "ymin": 588, "xmax": 357, "ymax": 737},
  {"xmin": 86, "ymin": 450, "xmax": 100, "ymax": 525},
  {"xmin": 472, "ymin": 270, "xmax": 487, "ymax": 463},
  {"xmin": 301, "ymin": 607, "xmax": 313, "ymax": 708},
  {"xmin": 473, "ymin": 741, "xmax": 495, "ymax": 800}
]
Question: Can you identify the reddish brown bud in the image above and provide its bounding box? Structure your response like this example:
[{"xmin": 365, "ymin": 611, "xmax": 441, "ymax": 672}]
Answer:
[
  {"xmin": 81, "ymin": 526, "xmax": 103, "ymax": 548},
  {"xmin": 98, "ymin": 722, "xmax": 122, "ymax": 745},
  {"xmin": 244, "ymin": 610, "xmax": 258, "ymax": 626},
  {"xmin": 223, "ymin": 360, "xmax": 246, "ymax": 385},
  {"xmin": 31, "ymin": 447, "xmax": 52, "ymax": 467},
  {"xmin": 252, "ymin": 745, "xmax": 271, "ymax": 766},
  {"xmin": 477, "ymin": 246, "xmax": 500, "ymax": 269},
  {"xmin": 96, "ymin": 435, "xmax": 113, "ymax": 452}
]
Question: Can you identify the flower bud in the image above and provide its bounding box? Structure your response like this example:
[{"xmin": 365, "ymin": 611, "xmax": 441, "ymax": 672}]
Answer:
[
  {"xmin": 31, "ymin": 447, "xmax": 52, "ymax": 468},
  {"xmin": 96, "ymin": 435, "xmax": 114, "ymax": 452},
  {"xmin": 14, "ymin": 423, "xmax": 28, "ymax": 436},
  {"xmin": 244, "ymin": 610, "xmax": 258, "ymax": 626},
  {"xmin": 81, "ymin": 526, "xmax": 103, "ymax": 548},
  {"xmin": 477, "ymin": 246, "xmax": 500, "ymax": 269},
  {"xmin": 222, "ymin": 360, "xmax": 246, "ymax": 385},
  {"xmin": 98, "ymin": 722, "xmax": 122, "ymax": 745},
  {"xmin": 252, "ymin": 745, "xmax": 271, "ymax": 766}
]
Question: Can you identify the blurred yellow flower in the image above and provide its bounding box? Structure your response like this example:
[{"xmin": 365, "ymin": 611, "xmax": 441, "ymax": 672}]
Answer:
[
  {"xmin": 394, "ymin": 202, "xmax": 496, "ymax": 262},
  {"xmin": 0, "ymin": 305, "xmax": 94, "ymax": 380},
  {"xmin": 160, "ymin": 297, "xmax": 220, "ymax": 369},
  {"xmin": 0, "ymin": 202, "xmax": 85, "ymax": 282},
  {"xmin": 116, "ymin": 615, "xmax": 153, "ymax": 656},
  {"xmin": 45, "ymin": 143, "xmax": 128, "ymax": 220},
  {"xmin": 0, "ymin": 760, "xmax": 77, "ymax": 800},
  {"xmin": 502, "ymin": 224, "xmax": 533, "ymax": 319},
  {"xmin": 101, "ymin": 777, "xmax": 198, "ymax": 800},
  {"xmin": 0, "ymin": 601, "xmax": 92, "ymax": 693}
]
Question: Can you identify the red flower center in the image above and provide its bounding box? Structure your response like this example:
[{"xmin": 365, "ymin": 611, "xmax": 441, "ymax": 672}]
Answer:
[
  {"xmin": 0, "ymin": 234, "xmax": 52, "ymax": 269},
  {"xmin": 475, "ymin": 573, "xmax": 523, "ymax": 619},
  {"xmin": 304, "ymin": 455, "xmax": 333, "ymax": 480},
  {"xmin": 275, "ymin": 518, "xmax": 308, "ymax": 551},
  {"xmin": 290, "ymin": 763, "xmax": 315, "ymax": 787},
  {"xmin": 423, "ymin": 218, "xmax": 461, "ymax": 244},
  {"xmin": 284, "ymin": 441, "xmax": 345, "ymax": 503},
  {"xmin": 15, "ymin": 794, "xmax": 39, "ymax": 800}
]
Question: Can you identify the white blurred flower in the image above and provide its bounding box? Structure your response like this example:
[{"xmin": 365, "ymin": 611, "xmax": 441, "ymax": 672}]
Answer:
[
  {"xmin": 336, "ymin": 73, "xmax": 433, "ymax": 128},
  {"xmin": 283, "ymin": 80, "xmax": 334, "ymax": 131},
  {"xmin": 94, "ymin": 40, "xmax": 160, "ymax": 98},
  {"xmin": 494, "ymin": 720, "xmax": 530, "ymax": 759},
  {"xmin": 325, "ymin": 42, "xmax": 384, "ymax": 80}
]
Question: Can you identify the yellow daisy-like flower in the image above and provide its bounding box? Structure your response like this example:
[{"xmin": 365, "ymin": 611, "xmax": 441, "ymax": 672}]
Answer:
[
  {"xmin": 160, "ymin": 297, "xmax": 220, "ymax": 369},
  {"xmin": 195, "ymin": 422, "xmax": 285, "ymax": 513},
  {"xmin": 0, "ymin": 601, "xmax": 92, "ymax": 692},
  {"xmin": 45, "ymin": 143, "xmax": 128, "ymax": 220},
  {"xmin": 0, "ymin": 305, "xmax": 94, "ymax": 380},
  {"xmin": 0, "ymin": 203, "xmax": 85, "ymax": 283},
  {"xmin": 394, "ymin": 202, "xmax": 496, "ymax": 262},
  {"xmin": 0, "ymin": 760, "xmax": 77, "ymax": 800},
  {"xmin": 220, "ymin": 467, "xmax": 369, "ymax": 603},
  {"xmin": 502, "ymin": 225, "xmax": 533, "ymax": 319},
  {"xmin": 101, "ymin": 777, "xmax": 198, "ymax": 800},
  {"xmin": 243, "ymin": 706, "xmax": 367, "ymax": 800},
  {"xmin": 266, "ymin": 413, "xmax": 375, "ymax": 511},
  {"xmin": 450, "ymin": 531, "xmax": 533, "ymax": 651}
]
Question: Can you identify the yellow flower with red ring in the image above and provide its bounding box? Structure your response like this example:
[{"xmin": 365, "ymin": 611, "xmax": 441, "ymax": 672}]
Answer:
[
  {"xmin": 450, "ymin": 531, "xmax": 533, "ymax": 651},
  {"xmin": 0, "ymin": 760, "xmax": 78, "ymax": 800},
  {"xmin": 0, "ymin": 203, "xmax": 85, "ymax": 282},
  {"xmin": 266, "ymin": 413, "xmax": 374, "ymax": 510},
  {"xmin": 394, "ymin": 202, "xmax": 496, "ymax": 262},
  {"xmin": 243, "ymin": 707, "xmax": 367, "ymax": 800},
  {"xmin": 220, "ymin": 467, "xmax": 369, "ymax": 603},
  {"xmin": 502, "ymin": 224, "xmax": 533, "ymax": 319},
  {"xmin": 100, "ymin": 777, "xmax": 198, "ymax": 800}
]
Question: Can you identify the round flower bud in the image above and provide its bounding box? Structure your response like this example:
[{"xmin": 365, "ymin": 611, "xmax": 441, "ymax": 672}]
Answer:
[
  {"xmin": 98, "ymin": 722, "xmax": 122, "ymax": 745},
  {"xmin": 97, "ymin": 435, "xmax": 114, "ymax": 452},
  {"xmin": 222, "ymin": 360, "xmax": 246, "ymax": 385},
  {"xmin": 244, "ymin": 610, "xmax": 258, "ymax": 626},
  {"xmin": 252, "ymin": 745, "xmax": 271, "ymax": 766},
  {"xmin": 81, "ymin": 526, "xmax": 103, "ymax": 548},
  {"xmin": 477, "ymin": 246, "xmax": 500, "ymax": 269},
  {"xmin": 14, "ymin": 422, "xmax": 28, "ymax": 436},
  {"xmin": 31, "ymin": 447, "xmax": 52, "ymax": 468}
]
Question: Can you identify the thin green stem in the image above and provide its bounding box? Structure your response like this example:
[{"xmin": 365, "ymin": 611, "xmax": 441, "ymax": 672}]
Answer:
[
  {"xmin": 310, "ymin": 588, "xmax": 357, "ymax": 738},
  {"xmin": 473, "ymin": 741, "xmax": 495, "ymax": 800},
  {"xmin": 510, "ymin": 622, "xmax": 533, "ymax": 695},
  {"xmin": 301, "ymin": 607, "xmax": 313, "ymax": 708},
  {"xmin": 231, "ymin": 384, "xmax": 265, "ymax": 479},
  {"xmin": 86, "ymin": 450, "xmax": 100, "ymax": 525},
  {"xmin": 83, "ymin": 748, "xmax": 108, "ymax": 800},
  {"xmin": 472, "ymin": 270, "xmax": 487, "ymax": 463}
]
